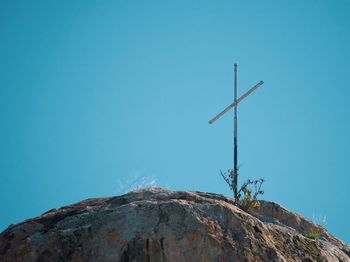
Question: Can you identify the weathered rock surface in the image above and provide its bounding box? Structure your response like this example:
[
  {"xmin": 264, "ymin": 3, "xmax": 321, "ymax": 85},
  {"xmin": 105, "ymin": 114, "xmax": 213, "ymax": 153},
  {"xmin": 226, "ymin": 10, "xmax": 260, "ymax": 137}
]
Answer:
[{"xmin": 1, "ymin": 188, "xmax": 349, "ymax": 262}]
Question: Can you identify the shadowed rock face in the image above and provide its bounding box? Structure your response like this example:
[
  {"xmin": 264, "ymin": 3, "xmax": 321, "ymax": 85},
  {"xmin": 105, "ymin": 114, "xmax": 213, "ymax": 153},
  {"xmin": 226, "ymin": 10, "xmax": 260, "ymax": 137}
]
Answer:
[{"xmin": 1, "ymin": 188, "xmax": 349, "ymax": 262}]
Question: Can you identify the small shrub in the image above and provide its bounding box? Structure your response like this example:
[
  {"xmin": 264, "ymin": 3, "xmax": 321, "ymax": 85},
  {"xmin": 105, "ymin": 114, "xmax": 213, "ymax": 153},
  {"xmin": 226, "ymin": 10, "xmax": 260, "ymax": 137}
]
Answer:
[{"xmin": 220, "ymin": 169, "xmax": 265, "ymax": 211}]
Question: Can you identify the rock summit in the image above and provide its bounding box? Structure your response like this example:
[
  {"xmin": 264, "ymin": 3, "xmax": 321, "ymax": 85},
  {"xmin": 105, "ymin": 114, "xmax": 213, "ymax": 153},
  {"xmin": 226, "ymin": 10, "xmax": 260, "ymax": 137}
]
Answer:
[{"xmin": 1, "ymin": 188, "xmax": 349, "ymax": 261}]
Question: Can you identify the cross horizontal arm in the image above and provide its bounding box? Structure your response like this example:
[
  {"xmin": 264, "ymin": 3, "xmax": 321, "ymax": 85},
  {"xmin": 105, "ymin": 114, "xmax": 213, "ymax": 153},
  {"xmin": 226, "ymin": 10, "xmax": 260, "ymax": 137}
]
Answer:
[{"xmin": 208, "ymin": 80, "xmax": 264, "ymax": 124}]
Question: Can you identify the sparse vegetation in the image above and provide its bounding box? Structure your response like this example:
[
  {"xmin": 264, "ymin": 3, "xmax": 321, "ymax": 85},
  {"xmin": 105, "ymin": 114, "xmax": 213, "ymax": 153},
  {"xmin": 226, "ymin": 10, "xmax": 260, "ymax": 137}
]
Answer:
[
  {"xmin": 220, "ymin": 169, "xmax": 264, "ymax": 211},
  {"xmin": 303, "ymin": 232, "xmax": 321, "ymax": 240}
]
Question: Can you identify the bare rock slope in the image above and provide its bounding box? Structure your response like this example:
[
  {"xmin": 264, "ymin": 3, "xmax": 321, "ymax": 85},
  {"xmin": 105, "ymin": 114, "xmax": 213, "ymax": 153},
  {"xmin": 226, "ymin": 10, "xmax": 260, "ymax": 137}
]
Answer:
[{"xmin": 1, "ymin": 188, "xmax": 349, "ymax": 262}]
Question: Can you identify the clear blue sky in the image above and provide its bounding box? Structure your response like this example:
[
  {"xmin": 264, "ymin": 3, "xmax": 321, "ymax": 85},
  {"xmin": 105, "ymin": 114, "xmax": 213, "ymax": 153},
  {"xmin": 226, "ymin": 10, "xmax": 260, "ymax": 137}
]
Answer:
[{"xmin": 1, "ymin": 1, "xmax": 349, "ymax": 243}]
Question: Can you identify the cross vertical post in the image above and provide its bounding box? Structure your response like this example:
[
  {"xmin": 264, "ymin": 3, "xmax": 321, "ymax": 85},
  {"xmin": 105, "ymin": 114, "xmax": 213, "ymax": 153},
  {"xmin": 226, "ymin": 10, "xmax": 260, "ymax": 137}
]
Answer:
[{"xmin": 233, "ymin": 64, "xmax": 238, "ymax": 201}]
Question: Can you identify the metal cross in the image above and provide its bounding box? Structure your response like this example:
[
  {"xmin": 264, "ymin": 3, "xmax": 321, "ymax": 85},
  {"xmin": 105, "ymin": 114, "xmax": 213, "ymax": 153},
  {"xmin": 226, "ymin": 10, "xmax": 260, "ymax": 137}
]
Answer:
[{"xmin": 208, "ymin": 64, "xmax": 264, "ymax": 197}]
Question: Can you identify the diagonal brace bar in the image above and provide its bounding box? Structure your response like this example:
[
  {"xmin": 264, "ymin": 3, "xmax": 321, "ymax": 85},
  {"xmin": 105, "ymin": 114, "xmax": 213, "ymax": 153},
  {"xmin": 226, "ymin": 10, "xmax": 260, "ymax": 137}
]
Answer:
[{"xmin": 208, "ymin": 80, "xmax": 264, "ymax": 124}]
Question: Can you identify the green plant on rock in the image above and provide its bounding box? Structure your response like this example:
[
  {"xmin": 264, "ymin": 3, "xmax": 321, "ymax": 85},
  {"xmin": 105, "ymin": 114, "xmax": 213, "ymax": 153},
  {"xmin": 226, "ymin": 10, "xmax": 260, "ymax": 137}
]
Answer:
[
  {"xmin": 220, "ymin": 169, "xmax": 264, "ymax": 211},
  {"xmin": 303, "ymin": 232, "xmax": 321, "ymax": 240}
]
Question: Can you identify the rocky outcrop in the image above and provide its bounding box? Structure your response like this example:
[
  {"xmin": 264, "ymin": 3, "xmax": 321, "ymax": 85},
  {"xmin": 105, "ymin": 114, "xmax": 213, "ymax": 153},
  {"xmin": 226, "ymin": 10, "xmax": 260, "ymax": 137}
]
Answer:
[{"xmin": 1, "ymin": 188, "xmax": 349, "ymax": 261}]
